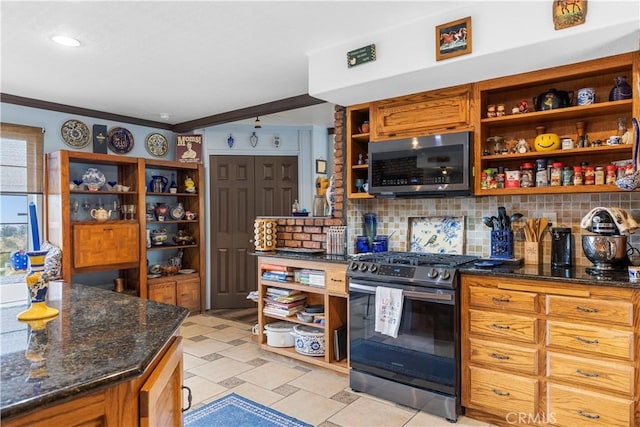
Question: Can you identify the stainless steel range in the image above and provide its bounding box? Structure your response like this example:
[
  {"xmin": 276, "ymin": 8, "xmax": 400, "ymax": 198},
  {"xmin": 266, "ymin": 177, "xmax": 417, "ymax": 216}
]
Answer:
[{"xmin": 348, "ymin": 252, "xmax": 477, "ymax": 423}]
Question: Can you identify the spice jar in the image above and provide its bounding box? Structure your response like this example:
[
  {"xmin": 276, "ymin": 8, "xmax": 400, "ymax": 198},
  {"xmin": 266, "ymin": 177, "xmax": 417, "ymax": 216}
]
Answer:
[
  {"xmin": 617, "ymin": 166, "xmax": 626, "ymax": 179},
  {"xmin": 520, "ymin": 162, "xmax": 534, "ymax": 187},
  {"xmin": 562, "ymin": 167, "xmax": 573, "ymax": 186},
  {"xmin": 495, "ymin": 166, "xmax": 505, "ymax": 189},
  {"xmin": 626, "ymin": 163, "xmax": 635, "ymax": 175},
  {"xmin": 535, "ymin": 159, "xmax": 548, "ymax": 187},
  {"xmin": 573, "ymin": 165, "xmax": 583, "ymax": 185},
  {"xmin": 606, "ymin": 165, "xmax": 617, "ymax": 184},
  {"xmin": 584, "ymin": 166, "xmax": 595, "ymax": 185},
  {"xmin": 595, "ymin": 167, "xmax": 605, "ymax": 185},
  {"xmin": 550, "ymin": 162, "xmax": 564, "ymax": 186}
]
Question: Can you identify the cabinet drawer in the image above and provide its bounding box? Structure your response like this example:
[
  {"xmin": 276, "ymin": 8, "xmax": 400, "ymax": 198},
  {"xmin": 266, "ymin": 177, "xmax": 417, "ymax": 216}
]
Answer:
[
  {"xmin": 468, "ymin": 366, "xmax": 538, "ymax": 415},
  {"xmin": 73, "ymin": 223, "xmax": 139, "ymax": 268},
  {"xmin": 547, "ymin": 383, "xmax": 633, "ymax": 427},
  {"xmin": 469, "ymin": 286, "xmax": 538, "ymax": 313},
  {"xmin": 546, "ymin": 321, "xmax": 634, "ymax": 360},
  {"xmin": 547, "ymin": 352, "xmax": 634, "ymax": 396},
  {"xmin": 546, "ymin": 295, "xmax": 633, "ymax": 326},
  {"xmin": 325, "ymin": 266, "xmax": 347, "ymax": 295},
  {"xmin": 469, "ymin": 338, "xmax": 538, "ymax": 375},
  {"xmin": 469, "ymin": 309, "xmax": 537, "ymax": 343},
  {"xmin": 149, "ymin": 281, "xmax": 177, "ymax": 306}
]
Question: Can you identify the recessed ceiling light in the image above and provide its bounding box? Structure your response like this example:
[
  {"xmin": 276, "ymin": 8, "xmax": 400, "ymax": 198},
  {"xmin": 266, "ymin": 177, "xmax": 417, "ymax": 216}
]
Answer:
[
  {"xmin": 51, "ymin": 35, "xmax": 81, "ymax": 47},
  {"xmin": 160, "ymin": 113, "xmax": 171, "ymax": 120}
]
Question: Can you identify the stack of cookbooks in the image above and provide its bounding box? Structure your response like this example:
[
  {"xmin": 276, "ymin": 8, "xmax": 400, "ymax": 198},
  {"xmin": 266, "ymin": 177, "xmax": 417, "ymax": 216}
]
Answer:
[
  {"xmin": 263, "ymin": 287, "xmax": 307, "ymax": 318},
  {"xmin": 260, "ymin": 263, "xmax": 294, "ymax": 282}
]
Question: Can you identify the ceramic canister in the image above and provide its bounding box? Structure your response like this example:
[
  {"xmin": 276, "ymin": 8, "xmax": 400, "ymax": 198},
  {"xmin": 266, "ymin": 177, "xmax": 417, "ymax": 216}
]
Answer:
[{"xmin": 576, "ymin": 87, "xmax": 596, "ymax": 106}]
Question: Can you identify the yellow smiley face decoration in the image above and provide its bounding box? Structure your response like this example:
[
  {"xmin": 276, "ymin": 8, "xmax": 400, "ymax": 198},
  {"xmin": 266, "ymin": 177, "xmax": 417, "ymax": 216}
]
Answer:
[{"xmin": 534, "ymin": 133, "xmax": 560, "ymax": 152}]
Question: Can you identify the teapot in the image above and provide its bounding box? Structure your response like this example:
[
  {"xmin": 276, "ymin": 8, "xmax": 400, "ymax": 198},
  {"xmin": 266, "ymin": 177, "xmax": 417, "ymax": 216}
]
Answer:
[
  {"xmin": 533, "ymin": 88, "xmax": 573, "ymax": 111},
  {"xmin": 90, "ymin": 207, "xmax": 112, "ymax": 222},
  {"xmin": 148, "ymin": 175, "xmax": 168, "ymax": 193}
]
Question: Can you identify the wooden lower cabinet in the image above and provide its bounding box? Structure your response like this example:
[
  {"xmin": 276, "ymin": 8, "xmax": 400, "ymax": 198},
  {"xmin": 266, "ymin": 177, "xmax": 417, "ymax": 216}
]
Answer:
[
  {"xmin": 461, "ymin": 274, "xmax": 639, "ymax": 427},
  {"xmin": 257, "ymin": 256, "xmax": 348, "ymax": 374},
  {"xmin": 4, "ymin": 336, "xmax": 183, "ymax": 427},
  {"xmin": 149, "ymin": 277, "xmax": 200, "ymax": 313}
]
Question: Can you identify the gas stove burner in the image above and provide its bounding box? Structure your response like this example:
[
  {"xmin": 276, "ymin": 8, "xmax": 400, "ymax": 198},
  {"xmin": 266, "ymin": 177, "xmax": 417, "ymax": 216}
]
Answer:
[{"xmin": 353, "ymin": 251, "xmax": 478, "ymax": 267}]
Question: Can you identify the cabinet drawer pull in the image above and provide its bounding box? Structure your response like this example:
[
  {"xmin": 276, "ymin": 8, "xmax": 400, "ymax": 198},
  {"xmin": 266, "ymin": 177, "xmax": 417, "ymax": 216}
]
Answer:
[
  {"xmin": 490, "ymin": 352, "xmax": 510, "ymax": 360},
  {"xmin": 491, "ymin": 389, "xmax": 510, "ymax": 397},
  {"xmin": 491, "ymin": 297, "xmax": 510, "ymax": 303},
  {"xmin": 330, "ymin": 278, "xmax": 344, "ymax": 283},
  {"xmin": 577, "ymin": 409, "xmax": 600, "ymax": 420},
  {"xmin": 491, "ymin": 323, "xmax": 510, "ymax": 330},
  {"xmin": 182, "ymin": 385, "xmax": 193, "ymax": 412},
  {"xmin": 576, "ymin": 306, "xmax": 598, "ymax": 313},
  {"xmin": 576, "ymin": 369, "xmax": 599, "ymax": 378},
  {"xmin": 576, "ymin": 336, "xmax": 599, "ymax": 345}
]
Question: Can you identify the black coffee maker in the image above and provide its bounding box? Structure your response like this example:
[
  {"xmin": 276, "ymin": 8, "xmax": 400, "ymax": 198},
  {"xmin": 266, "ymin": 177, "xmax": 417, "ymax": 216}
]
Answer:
[{"xmin": 551, "ymin": 227, "xmax": 572, "ymax": 267}]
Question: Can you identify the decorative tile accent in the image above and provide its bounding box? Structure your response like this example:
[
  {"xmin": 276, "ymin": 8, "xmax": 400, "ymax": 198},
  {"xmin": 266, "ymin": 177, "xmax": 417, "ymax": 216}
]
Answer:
[
  {"xmin": 273, "ymin": 383, "xmax": 301, "ymax": 396},
  {"xmin": 218, "ymin": 376, "xmax": 245, "ymax": 388},
  {"xmin": 409, "ymin": 216, "xmax": 465, "ymax": 254},
  {"xmin": 347, "ymin": 192, "xmax": 640, "ymax": 266},
  {"xmin": 330, "ymin": 390, "xmax": 360, "ymax": 405},
  {"xmin": 202, "ymin": 353, "xmax": 224, "ymax": 362}
]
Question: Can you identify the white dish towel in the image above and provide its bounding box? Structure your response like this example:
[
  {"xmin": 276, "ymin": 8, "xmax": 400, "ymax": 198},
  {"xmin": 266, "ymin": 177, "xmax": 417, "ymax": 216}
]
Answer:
[{"xmin": 374, "ymin": 286, "xmax": 404, "ymax": 338}]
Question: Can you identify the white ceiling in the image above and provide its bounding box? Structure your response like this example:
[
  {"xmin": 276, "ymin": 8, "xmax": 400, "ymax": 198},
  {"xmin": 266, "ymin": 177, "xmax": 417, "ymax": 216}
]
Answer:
[{"xmin": 0, "ymin": 1, "xmax": 464, "ymax": 129}]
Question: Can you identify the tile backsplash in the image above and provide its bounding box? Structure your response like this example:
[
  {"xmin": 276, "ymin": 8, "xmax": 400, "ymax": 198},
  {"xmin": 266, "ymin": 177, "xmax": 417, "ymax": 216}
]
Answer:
[{"xmin": 347, "ymin": 192, "xmax": 640, "ymax": 266}]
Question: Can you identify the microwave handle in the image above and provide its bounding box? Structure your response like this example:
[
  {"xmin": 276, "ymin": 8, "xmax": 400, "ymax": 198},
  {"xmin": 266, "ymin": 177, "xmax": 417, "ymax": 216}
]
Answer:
[{"xmin": 349, "ymin": 282, "xmax": 452, "ymax": 302}]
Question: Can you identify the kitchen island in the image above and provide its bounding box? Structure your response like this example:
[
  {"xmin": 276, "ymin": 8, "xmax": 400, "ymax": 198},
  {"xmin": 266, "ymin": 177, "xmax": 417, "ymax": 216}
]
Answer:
[{"xmin": 0, "ymin": 281, "xmax": 189, "ymax": 426}]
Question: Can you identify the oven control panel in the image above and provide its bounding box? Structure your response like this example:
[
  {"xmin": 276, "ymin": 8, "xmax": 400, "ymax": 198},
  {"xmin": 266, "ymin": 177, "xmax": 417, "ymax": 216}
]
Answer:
[{"xmin": 348, "ymin": 261, "xmax": 455, "ymax": 285}]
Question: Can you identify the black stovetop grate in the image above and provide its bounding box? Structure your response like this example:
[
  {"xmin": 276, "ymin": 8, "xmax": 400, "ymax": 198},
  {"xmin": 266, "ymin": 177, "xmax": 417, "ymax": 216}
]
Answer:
[{"xmin": 353, "ymin": 251, "xmax": 478, "ymax": 267}]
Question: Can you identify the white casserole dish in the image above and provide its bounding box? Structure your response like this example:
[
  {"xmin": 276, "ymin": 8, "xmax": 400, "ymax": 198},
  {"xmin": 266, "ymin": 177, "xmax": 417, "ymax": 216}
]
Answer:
[{"xmin": 263, "ymin": 321, "xmax": 295, "ymax": 347}]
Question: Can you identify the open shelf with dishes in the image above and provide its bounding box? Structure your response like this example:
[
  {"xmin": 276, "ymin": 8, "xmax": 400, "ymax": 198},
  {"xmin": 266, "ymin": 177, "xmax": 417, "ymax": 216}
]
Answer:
[
  {"xmin": 474, "ymin": 52, "xmax": 639, "ymax": 196},
  {"xmin": 143, "ymin": 159, "xmax": 205, "ymax": 314},
  {"xmin": 257, "ymin": 255, "xmax": 348, "ymax": 374},
  {"xmin": 45, "ymin": 150, "xmax": 205, "ymax": 313}
]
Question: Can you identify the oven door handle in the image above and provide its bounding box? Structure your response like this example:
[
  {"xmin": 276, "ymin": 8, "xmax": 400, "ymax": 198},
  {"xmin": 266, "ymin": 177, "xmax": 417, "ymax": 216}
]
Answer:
[{"xmin": 349, "ymin": 283, "xmax": 453, "ymax": 302}]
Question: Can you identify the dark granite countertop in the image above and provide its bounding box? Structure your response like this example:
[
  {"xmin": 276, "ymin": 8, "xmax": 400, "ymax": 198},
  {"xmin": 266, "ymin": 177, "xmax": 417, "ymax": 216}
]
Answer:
[
  {"xmin": 460, "ymin": 263, "xmax": 640, "ymax": 289},
  {"xmin": 252, "ymin": 251, "xmax": 351, "ymax": 264},
  {"xmin": 0, "ymin": 282, "xmax": 189, "ymax": 420}
]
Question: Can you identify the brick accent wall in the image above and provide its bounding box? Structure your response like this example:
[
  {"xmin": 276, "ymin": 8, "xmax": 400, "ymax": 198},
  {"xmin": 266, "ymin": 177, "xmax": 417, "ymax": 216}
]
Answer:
[
  {"xmin": 274, "ymin": 217, "xmax": 345, "ymax": 249},
  {"xmin": 332, "ymin": 105, "xmax": 346, "ymax": 221}
]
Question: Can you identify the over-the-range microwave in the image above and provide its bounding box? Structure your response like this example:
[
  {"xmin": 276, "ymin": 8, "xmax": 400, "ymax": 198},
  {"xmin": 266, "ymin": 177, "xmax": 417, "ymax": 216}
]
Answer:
[{"xmin": 367, "ymin": 131, "xmax": 473, "ymax": 198}]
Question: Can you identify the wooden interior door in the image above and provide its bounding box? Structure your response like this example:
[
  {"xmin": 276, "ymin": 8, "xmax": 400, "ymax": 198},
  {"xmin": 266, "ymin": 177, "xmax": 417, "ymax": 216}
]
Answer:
[{"xmin": 210, "ymin": 155, "xmax": 298, "ymax": 309}]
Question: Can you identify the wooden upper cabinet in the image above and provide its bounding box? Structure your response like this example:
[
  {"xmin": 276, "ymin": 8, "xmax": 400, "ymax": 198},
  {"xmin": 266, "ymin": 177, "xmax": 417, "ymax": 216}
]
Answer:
[{"xmin": 372, "ymin": 84, "xmax": 473, "ymax": 140}]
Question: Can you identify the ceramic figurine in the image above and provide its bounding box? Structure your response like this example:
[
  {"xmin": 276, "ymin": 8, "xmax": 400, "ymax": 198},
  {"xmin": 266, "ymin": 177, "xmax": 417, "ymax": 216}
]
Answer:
[
  {"xmin": 325, "ymin": 176, "xmax": 335, "ymax": 217},
  {"xmin": 609, "ymin": 76, "xmax": 632, "ymax": 101},
  {"xmin": 184, "ymin": 176, "xmax": 196, "ymax": 193}
]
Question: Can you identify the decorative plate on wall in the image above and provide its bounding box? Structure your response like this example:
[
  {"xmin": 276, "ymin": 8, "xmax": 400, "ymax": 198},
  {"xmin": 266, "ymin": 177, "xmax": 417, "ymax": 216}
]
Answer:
[
  {"xmin": 145, "ymin": 132, "xmax": 168, "ymax": 157},
  {"xmin": 61, "ymin": 119, "xmax": 91, "ymax": 148},
  {"xmin": 107, "ymin": 127, "xmax": 134, "ymax": 154},
  {"xmin": 409, "ymin": 216, "xmax": 465, "ymax": 254}
]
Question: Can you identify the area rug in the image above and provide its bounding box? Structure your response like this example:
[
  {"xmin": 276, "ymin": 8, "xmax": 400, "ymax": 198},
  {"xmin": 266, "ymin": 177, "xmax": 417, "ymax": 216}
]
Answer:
[{"xmin": 183, "ymin": 393, "xmax": 312, "ymax": 427}]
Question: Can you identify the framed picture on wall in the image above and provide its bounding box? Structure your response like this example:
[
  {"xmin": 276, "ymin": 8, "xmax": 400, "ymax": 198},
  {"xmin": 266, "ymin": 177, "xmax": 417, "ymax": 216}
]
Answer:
[
  {"xmin": 316, "ymin": 159, "xmax": 327, "ymax": 174},
  {"xmin": 436, "ymin": 16, "xmax": 472, "ymax": 61}
]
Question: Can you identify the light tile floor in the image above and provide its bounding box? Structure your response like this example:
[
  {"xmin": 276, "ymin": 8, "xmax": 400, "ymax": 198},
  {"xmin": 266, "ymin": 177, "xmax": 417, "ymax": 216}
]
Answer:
[{"xmin": 182, "ymin": 314, "xmax": 497, "ymax": 427}]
